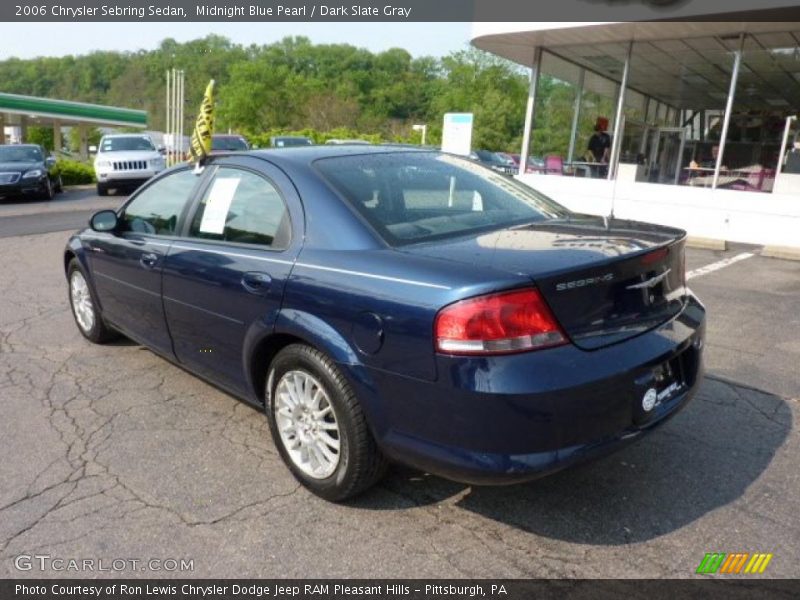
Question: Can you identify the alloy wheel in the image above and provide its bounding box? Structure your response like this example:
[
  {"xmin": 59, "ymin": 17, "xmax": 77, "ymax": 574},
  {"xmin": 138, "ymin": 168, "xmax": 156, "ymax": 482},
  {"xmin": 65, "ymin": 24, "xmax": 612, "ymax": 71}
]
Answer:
[
  {"xmin": 70, "ymin": 270, "xmax": 95, "ymax": 333},
  {"xmin": 274, "ymin": 370, "xmax": 341, "ymax": 479}
]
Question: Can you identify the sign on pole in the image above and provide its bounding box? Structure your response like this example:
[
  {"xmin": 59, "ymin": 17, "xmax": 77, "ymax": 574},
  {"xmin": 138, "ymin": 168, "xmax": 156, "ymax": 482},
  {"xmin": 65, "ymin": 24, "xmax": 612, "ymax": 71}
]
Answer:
[{"xmin": 441, "ymin": 112, "xmax": 473, "ymax": 156}]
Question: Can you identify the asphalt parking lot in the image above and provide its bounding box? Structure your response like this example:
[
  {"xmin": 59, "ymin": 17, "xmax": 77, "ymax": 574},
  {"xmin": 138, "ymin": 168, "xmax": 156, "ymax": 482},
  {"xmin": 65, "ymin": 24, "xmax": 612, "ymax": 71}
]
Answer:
[{"xmin": 0, "ymin": 192, "xmax": 798, "ymax": 578}]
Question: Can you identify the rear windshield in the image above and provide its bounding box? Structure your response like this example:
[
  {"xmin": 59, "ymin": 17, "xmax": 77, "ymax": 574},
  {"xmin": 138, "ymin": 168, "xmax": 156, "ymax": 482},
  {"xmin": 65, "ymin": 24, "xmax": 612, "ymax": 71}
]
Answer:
[
  {"xmin": 100, "ymin": 137, "xmax": 155, "ymax": 152},
  {"xmin": 212, "ymin": 136, "xmax": 248, "ymax": 151},
  {"xmin": 315, "ymin": 152, "xmax": 570, "ymax": 245},
  {"xmin": 273, "ymin": 137, "xmax": 312, "ymax": 147}
]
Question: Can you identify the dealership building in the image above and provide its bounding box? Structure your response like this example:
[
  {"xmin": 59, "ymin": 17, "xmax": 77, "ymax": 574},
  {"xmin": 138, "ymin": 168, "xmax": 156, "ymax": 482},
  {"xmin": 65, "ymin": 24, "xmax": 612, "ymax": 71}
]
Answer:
[{"xmin": 472, "ymin": 20, "xmax": 800, "ymax": 249}]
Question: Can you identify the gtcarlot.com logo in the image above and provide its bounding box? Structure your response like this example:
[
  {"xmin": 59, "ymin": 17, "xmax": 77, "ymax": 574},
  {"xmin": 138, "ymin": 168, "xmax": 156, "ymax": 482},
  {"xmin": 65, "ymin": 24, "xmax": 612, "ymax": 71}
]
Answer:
[
  {"xmin": 696, "ymin": 552, "xmax": 773, "ymax": 575},
  {"xmin": 14, "ymin": 554, "xmax": 194, "ymax": 572}
]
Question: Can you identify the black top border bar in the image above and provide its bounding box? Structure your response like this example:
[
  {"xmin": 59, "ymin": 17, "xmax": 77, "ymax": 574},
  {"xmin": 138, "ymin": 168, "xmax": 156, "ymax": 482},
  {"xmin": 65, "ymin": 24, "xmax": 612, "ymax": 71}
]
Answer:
[{"xmin": 3, "ymin": 0, "xmax": 800, "ymax": 22}]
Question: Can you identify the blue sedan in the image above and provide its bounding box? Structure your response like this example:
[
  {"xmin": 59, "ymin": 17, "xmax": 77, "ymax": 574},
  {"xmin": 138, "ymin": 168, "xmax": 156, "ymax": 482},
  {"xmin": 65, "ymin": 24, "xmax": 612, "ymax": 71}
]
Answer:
[{"xmin": 64, "ymin": 147, "xmax": 705, "ymax": 501}]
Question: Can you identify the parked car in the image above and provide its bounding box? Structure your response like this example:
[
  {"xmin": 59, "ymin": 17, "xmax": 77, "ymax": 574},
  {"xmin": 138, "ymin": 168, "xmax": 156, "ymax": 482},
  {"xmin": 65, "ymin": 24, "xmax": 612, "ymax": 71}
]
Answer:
[
  {"xmin": 0, "ymin": 144, "xmax": 62, "ymax": 200},
  {"xmin": 470, "ymin": 149, "xmax": 517, "ymax": 175},
  {"xmin": 211, "ymin": 134, "xmax": 250, "ymax": 152},
  {"xmin": 270, "ymin": 136, "xmax": 313, "ymax": 148},
  {"xmin": 65, "ymin": 146, "xmax": 705, "ymax": 501},
  {"xmin": 324, "ymin": 139, "xmax": 371, "ymax": 145},
  {"xmin": 510, "ymin": 153, "xmax": 546, "ymax": 172},
  {"xmin": 93, "ymin": 134, "xmax": 166, "ymax": 196}
]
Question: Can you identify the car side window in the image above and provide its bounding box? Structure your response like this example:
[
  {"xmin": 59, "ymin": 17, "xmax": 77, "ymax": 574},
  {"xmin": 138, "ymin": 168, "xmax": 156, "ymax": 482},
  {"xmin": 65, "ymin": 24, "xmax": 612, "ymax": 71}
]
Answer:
[
  {"xmin": 120, "ymin": 169, "xmax": 198, "ymax": 235},
  {"xmin": 188, "ymin": 168, "xmax": 290, "ymax": 249}
]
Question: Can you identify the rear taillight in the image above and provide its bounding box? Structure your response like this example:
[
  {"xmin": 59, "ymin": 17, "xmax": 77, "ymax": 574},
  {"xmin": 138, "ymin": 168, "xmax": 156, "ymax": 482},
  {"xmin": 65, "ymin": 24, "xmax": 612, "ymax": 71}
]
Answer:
[{"xmin": 434, "ymin": 288, "xmax": 567, "ymax": 355}]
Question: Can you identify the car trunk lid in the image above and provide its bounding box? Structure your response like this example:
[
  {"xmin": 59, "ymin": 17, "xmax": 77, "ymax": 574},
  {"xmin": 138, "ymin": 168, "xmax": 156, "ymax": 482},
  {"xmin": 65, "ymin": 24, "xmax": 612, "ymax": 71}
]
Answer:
[{"xmin": 401, "ymin": 216, "xmax": 687, "ymax": 350}]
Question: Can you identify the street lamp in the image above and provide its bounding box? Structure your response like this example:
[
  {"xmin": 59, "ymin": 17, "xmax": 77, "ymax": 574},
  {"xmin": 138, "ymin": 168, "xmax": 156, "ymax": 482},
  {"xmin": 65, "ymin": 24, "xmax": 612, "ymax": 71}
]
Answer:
[{"xmin": 412, "ymin": 123, "xmax": 427, "ymax": 146}]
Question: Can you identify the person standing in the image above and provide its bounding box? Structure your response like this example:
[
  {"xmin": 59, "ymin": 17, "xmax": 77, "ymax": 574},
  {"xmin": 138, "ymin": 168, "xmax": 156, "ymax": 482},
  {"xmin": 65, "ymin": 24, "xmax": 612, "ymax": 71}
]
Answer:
[{"xmin": 587, "ymin": 116, "xmax": 612, "ymax": 177}]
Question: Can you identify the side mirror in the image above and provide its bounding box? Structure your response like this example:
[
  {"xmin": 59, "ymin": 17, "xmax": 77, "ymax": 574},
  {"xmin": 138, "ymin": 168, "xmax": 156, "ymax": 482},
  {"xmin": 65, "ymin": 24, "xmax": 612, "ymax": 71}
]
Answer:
[
  {"xmin": 45, "ymin": 157, "xmax": 56, "ymax": 168},
  {"xmin": 90, "ymin": 210, "xmax": 119, "ymax": 233},
  {"xmin": 158, "ymin": 145, "xmax": 166, "ymax": 154},
  {"xmin": 252, "ymin": 144, "xmax": 259, "ymax": 149},
  {"xmin": 89, "ymin": 145, "xmax": 98, "ymax": 154}
]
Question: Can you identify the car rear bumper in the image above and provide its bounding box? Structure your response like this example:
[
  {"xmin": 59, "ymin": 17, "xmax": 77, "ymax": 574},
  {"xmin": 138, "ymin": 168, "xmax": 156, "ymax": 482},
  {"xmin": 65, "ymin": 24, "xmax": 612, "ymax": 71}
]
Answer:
[{"xmin": 353, "ymin": 293, "xmax": 705, "ymax": 485}]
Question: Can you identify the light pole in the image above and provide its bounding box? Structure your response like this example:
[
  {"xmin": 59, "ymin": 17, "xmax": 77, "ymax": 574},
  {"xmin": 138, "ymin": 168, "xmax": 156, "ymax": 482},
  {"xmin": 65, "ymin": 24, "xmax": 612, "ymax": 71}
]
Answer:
[{"xmin": 412, "ymin": 123, "xmax": 427, "ymax": 146}]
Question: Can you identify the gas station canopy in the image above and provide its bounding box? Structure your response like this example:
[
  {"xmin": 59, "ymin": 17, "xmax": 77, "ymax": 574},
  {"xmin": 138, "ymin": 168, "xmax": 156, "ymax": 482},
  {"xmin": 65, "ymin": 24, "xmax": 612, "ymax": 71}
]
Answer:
[{"xmin": 0, "ymin": 92, "xmax": 147, "ymax": 128}]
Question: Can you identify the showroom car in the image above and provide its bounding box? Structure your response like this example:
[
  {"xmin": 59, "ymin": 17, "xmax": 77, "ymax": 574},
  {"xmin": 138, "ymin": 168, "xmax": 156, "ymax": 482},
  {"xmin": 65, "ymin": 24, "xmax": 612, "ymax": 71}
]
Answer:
[
  {"xmin": 0, "ymin": 143, "xmax": 62, "ymax": 200},
  {"xmin": 64, "ymin": 146, "xmax": 705, "ymax": 501},
  {"xmin": 93, "ymin": 133, "xmax": 166, "ymax": 196}
]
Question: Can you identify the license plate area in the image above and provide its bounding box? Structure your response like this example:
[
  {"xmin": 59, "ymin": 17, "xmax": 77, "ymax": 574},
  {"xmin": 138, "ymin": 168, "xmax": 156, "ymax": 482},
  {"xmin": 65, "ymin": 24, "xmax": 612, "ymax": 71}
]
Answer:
[{"xmin": 653, "ymin": 355, "xmax": 686, "ymax": 406}]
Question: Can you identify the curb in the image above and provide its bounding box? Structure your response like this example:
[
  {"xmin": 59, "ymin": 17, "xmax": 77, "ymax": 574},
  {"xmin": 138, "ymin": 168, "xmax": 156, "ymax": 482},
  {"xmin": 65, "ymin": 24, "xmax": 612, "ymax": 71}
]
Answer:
[
  {"xmin": 686, "ymin": 237, "xmax": 728, "ymax": 251},
  {"xmin": 761, "ymin": 245, "xmax": 800, "ymax": 262}
]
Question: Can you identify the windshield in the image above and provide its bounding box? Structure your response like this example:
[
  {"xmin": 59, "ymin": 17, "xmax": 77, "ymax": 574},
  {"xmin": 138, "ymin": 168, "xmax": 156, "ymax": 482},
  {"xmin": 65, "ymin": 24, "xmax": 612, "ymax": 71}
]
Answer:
[
  {"xmin": 315, "ymin": 152, "xmax": 570, "ymax": 245},
  {"xmin": 100, "ymin": 137, "xmax": 155, "ymax": 152},
  {"xmin": 211, "ymin": 136, "xmax": 248, "ymax": 151},
  {"xmin": 0, "ymin": 145, "xmax": 43, "ymax": 162}
]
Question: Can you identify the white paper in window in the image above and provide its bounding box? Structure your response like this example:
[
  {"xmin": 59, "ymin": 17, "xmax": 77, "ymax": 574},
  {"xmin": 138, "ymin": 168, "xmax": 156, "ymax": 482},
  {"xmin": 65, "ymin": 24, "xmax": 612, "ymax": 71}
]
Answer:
[
  {"xmin": 199, "ymin": 177, "xmax": 240, "ymax": 234},
  {"xmin": 472, "ymin": 190, "xmax": 483, "ymax": 211}
]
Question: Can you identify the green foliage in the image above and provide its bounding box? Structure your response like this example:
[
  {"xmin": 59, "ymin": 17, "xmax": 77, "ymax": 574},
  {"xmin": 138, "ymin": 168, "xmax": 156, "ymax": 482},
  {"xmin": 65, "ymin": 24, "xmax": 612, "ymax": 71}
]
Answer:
[
  {"xmin": 67, "ymin": 126, "xmax": 103, "ymax": 153},
  {"xmin": 55, "ymin": 159, "xmax": 95, "ymax": 185},
  {"xmin": 0, "ymin": 35, "xmax": 607, "ymax": 157},
  {"xmin": 26, "ymin": 126, "xmax": 55, "ymax": 151}
]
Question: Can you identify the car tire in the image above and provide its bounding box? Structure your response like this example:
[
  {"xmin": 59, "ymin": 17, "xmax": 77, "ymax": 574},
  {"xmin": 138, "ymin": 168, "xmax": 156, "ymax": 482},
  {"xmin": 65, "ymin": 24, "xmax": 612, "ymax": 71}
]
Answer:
[
  {"xmin": 266, "ymin": 344, "xmax": 387, "ymax": 501},
  {"xmin": 55, "ymin": 175, "xmax": 64, "ymax": 193},
  {"xmin": 67, "ymin": 259, "xmax": 118, "ymax": 344},
  {"xmin": 42, "ymin": 177, "xmax": 54, "ymax": 201},
  {"xmin": 97, "ymin": 183, "xmax": 108, "ymax": 196}
]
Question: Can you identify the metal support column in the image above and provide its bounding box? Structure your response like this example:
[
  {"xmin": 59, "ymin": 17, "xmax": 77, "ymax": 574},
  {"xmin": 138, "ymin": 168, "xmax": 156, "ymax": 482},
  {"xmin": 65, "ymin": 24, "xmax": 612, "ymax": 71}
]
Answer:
[
  {"xmin": 519, "ymin": 47, "xmax": 542, "ymax": 176},
  {"xmin": 53, "ymin": 120, "xmax": 62, "ymax": 154},
  {"xmin": 713, "ymin": 33, "xmax": 744, "ymax": 190},
  {"xmin": 607, "ymin": 41, "xmax": 633, "ymax": 180},
  {"xmin": 567, "ymin": 68, "xmax": 585, "ymax": 164},
  {"xmin": 78, "ymin": 124, "xmax": 88, "ymax": 160}
]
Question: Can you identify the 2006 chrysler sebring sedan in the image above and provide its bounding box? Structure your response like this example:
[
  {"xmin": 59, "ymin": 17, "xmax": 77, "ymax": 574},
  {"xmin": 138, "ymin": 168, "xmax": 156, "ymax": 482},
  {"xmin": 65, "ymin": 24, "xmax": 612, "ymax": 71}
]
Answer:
[{"xmin": 64, "ymin": 146, "xmax": 705, "ymax": 501}]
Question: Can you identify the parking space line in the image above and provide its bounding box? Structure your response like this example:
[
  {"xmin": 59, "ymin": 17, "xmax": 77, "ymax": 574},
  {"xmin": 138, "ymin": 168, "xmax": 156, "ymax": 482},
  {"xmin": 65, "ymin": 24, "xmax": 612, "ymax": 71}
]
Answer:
[{"xmin": 686, "ymin": 252, "xmax": 755, "ymax": 281}]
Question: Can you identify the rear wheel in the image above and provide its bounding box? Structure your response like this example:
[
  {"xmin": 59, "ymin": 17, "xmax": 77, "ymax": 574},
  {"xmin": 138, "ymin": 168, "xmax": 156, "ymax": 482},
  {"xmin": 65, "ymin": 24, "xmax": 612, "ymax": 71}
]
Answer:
[
  {"xmin": 67, "ymin": 259, "xmax": 118, "ymax": 344},
  {"xmin": 266, "ymin": 344, "xmax": 386, "ymax": 501}
]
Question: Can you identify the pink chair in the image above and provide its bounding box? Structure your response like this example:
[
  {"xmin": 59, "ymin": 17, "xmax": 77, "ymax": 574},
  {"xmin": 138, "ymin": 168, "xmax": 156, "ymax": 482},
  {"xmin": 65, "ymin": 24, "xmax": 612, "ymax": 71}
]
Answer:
[{"xmin": 544, "ymin": 155, "xmax": 564, "ymax": 176}]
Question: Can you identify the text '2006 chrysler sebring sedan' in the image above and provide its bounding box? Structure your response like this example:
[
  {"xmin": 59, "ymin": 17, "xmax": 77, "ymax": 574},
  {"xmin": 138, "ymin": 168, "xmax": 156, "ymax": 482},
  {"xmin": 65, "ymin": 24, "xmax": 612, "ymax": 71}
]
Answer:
[{"xmin": 64, "ymin": 147, "xmax": 705, "ymax": 501}]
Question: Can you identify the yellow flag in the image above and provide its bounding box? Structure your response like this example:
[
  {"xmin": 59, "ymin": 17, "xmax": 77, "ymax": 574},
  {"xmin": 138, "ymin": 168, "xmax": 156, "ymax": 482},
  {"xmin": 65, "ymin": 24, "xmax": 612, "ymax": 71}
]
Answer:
[{"xmin": 189, "ymin": 79, "xmax": 215, "ymax": 163}]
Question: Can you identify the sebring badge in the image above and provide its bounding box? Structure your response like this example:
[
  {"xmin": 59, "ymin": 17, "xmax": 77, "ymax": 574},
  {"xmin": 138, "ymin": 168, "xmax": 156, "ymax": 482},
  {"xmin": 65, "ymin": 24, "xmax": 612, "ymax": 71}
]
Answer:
[{"xmin": 555, "ymin": 273, "xmax": 614, "ymax": 291}]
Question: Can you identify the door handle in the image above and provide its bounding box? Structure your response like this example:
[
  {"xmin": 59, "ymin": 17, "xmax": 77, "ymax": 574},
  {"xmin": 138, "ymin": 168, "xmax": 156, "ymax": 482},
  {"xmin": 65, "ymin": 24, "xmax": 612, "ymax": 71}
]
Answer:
[
  {"xmin": 241, "ymin": 272, "xmax": 272, "ymax": 295},
  {"xmin": 139, "ymin": 252, "xmax": 159, "ymax": 269}
]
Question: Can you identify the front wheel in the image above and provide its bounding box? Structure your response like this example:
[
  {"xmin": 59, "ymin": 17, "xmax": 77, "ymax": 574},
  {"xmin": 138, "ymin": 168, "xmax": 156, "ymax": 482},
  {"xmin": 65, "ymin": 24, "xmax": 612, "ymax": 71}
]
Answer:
[
  {"xmin": 266, "ymin": 344, "xmax": 387, "ymax": 501},
  {"xmin": 41, "ymin": 177, "xmax": 54, "ymax": 200},
  {"xmin": 96, "ymin": 183, "xmax": 108, "ymax": 196},
  {"xmin": 67, "ymin": 259, "xmax": 118, "ymax": 344}
]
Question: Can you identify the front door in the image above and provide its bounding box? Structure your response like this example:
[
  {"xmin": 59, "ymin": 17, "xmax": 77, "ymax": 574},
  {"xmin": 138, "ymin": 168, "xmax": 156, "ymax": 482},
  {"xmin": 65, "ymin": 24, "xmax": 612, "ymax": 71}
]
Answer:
[
  {"xmin": 88, "ymin": 168, "xmax": 201, "ymax": 356},
  {"xmin": 161, "ymin": 160, "xmax": 300, "ymax": 393}
]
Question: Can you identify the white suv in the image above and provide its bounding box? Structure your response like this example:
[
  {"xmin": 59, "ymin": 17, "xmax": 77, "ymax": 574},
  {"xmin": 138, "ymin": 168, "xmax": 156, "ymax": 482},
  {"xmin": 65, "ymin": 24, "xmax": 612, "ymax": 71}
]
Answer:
[{"xmin": 94, "ymin": 134, "xmax": 166, "ymax": 196}]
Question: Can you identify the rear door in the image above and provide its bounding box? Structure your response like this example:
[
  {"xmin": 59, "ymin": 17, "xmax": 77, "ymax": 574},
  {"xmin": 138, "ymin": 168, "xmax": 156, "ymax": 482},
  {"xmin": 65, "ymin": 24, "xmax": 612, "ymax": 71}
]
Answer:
[
  {"xmin": 161, "ymin": 158, "xmax": 301, "ymax": 393},
  {"xmin": 87, "ymin": 168, "xmax": 201, "ymax": 356}
]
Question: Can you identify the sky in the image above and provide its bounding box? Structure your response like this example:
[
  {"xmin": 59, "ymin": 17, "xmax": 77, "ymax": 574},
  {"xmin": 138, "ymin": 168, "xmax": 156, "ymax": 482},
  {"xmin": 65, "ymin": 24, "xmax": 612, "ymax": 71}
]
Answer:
[{"xmin": 0, "ymin": 22, "xmax": 472, "ymax": 60}]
